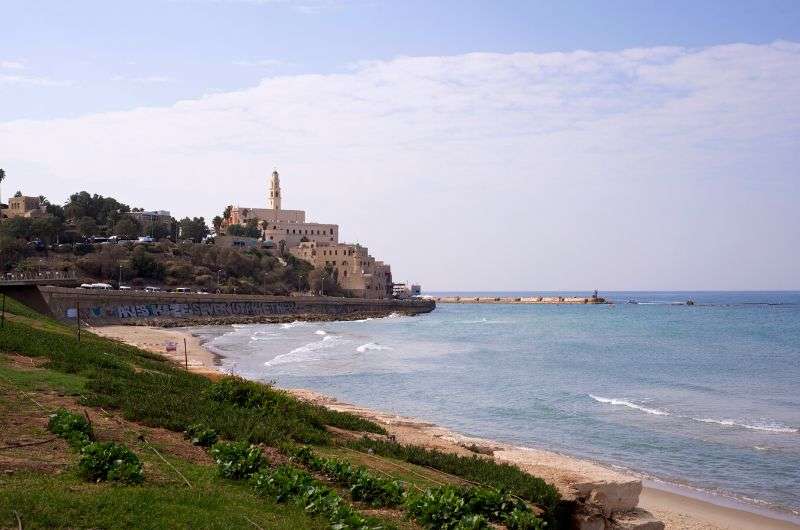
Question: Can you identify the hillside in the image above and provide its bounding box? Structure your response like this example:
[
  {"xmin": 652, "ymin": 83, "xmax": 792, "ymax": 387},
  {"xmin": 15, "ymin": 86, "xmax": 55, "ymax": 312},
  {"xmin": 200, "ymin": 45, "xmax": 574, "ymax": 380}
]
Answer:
[
  {"xmin": 0, "ymin": 298, "xmax": 566, "ymax": 529},
  {"xmin": 12, "ymin": 240, "xmax": 315, "ymax": 295}
]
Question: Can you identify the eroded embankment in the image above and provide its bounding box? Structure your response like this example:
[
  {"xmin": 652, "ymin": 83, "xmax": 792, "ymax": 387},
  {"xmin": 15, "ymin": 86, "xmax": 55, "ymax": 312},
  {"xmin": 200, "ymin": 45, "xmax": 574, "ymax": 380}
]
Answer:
[{"xmin": 37, "ymin": 286, "xmax": 435, "ymax": 326}]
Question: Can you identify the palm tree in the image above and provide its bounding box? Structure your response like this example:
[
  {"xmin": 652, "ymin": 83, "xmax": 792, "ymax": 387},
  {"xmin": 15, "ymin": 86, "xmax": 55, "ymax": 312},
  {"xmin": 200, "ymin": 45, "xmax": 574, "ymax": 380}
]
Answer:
[{"xmin": 0, "ymin": 168, "xmax": 5, "ymax": 205}]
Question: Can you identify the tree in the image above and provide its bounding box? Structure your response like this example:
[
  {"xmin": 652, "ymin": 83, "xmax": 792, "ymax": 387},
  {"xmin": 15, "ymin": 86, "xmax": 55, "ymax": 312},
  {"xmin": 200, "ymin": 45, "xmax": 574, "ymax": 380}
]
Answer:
[
  {"xmin": 0, "ymin": 217, "xmax": 33, "ymax": 239},
  {"xmin": 0, "ymin": 168, "xmax": 5, "ymax": 204},
  {"xmin": 30, "ymin": 215, "xmax": 63, "ymax": 244},
  {"xmin": 223, "ymin": 205, "xmax": 232, "ymax": 221},
  {"xmin": 64, "ymin": 191, "xmax": 131, "ymax": 227},
  {"xmin": 113, "ymin": 216, "xmax": 142, "ymax": 239},
  {"xmin": 149, "ymin": 222, "xmax": 171, "ymax": 241},
  {"xmin": 130, "ymin": 246, "xmax": 165, "ymax": 280},
  {"xmin": 14, "ymin": 190, "xmax": 22, "ymax": 197},
  {"xmin": 226, "ymin": 222, "xmax": 260, "ymax": 238},
  {"xmin": 77, "ymin": 216, "xmax": 99, "ymax": 237},
  {"xmin": 212, "ymin": 215, "xmax": 223, "ymax": 234},
  {"xmin": 178, "ymin": 216, "xmax": 210, "ymax": 243}
]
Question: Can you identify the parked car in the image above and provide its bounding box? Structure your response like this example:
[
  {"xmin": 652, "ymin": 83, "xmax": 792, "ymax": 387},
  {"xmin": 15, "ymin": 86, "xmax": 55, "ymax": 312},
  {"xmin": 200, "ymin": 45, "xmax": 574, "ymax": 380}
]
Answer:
[
  {"xmin": 174, "ymin": 287, "xmax": 192, "ymax": 294},
  {"xmin": 119, "ymin": 285, "xmax": 132, "ymax": 291},
  {"xmin": 137, "ymin": 236, "xmax": 155, "ymax": 244},
  {"xmin": 143, "ymin": 286, "xmax": 161, "ymax": 292}
]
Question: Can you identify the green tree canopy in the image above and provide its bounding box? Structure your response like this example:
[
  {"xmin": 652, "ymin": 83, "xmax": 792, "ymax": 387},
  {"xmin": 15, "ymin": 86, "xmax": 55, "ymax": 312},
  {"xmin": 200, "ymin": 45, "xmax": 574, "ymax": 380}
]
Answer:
[
  {"xmin": 178, "ymin": 217, "xmax": 210, "ymax": 243},
  {"xmin": 113, "ymin": 216, "xmax": 142, "ymax": 239},
  {"xmin": 64, "ymin": 191, "xmax": 131, "ymax": 227}
]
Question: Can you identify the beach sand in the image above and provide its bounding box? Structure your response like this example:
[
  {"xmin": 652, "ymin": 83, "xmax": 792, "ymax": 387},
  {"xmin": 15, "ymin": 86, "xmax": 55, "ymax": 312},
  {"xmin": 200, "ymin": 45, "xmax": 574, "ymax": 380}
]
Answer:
[{"xmin": 90, "ymin": 324, "xmax": 800, "ymax": 530}]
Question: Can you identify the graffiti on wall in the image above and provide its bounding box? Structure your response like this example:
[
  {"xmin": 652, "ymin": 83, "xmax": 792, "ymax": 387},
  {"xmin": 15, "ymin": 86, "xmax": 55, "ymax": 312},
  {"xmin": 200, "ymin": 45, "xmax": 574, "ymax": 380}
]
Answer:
[{"xmin": 112, "ymin": 301, "xmax": 297, "ymax": 318}]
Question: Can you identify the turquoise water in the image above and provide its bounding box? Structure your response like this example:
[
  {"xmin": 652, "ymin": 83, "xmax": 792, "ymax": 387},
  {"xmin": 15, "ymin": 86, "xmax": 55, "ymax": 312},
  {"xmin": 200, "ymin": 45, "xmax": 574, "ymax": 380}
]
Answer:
[{"xmin": 194, "ymin": 292, "xmax": 800, "ymax": 517}]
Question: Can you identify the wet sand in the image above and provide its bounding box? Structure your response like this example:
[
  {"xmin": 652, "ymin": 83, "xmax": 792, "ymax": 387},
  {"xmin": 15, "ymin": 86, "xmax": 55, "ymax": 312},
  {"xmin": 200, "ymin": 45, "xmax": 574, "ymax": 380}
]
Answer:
[{"xmin": 90, "ymin": 324, "xmax": 800, "ymax": 530}]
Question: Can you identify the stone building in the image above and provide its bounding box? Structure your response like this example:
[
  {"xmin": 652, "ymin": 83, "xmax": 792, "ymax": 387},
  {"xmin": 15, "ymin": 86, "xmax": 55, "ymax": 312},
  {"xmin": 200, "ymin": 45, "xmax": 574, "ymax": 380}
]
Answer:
[
  {"xmin": 224, "ymin": 170, "xmax": 392, "ymax": 299},
  {"xmin": 5, "ymin": 195, "xmax": 46, "ymax": 219},
  {"xmin": 224, "ymin": 170, "xmax": 339, "ymax": 247},
  {"xmin": 128, "ymin": 210, "xmax": 172, "ymax": 228},
  {"xmin": 290, "ymin": 241, "xmax": 393, "ymax": 299}
]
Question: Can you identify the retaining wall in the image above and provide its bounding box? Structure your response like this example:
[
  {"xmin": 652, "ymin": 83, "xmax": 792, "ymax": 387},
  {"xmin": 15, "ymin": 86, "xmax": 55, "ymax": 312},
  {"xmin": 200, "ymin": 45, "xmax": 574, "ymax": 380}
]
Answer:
[{"xmin": 39, "ymin": 287, "xmax": 435, "ymax": 325}]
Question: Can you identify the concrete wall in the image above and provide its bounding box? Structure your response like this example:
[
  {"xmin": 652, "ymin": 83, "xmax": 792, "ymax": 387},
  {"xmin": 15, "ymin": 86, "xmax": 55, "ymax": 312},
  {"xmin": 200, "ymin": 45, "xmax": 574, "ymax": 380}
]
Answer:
[{"xmin": 39, "ymin": 286, "xmax": 434, "ymax": 325}]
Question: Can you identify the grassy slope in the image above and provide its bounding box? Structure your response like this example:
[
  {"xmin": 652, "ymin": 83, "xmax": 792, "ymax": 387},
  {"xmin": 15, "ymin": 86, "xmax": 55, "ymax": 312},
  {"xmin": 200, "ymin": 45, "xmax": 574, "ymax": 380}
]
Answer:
[
  {"xmin": 0, "ymin": 297, "xmax": 565, "ymax": 529},
  {"xmin": 0, "ymin": 298, "xmax": 386, "ymax": 529}
]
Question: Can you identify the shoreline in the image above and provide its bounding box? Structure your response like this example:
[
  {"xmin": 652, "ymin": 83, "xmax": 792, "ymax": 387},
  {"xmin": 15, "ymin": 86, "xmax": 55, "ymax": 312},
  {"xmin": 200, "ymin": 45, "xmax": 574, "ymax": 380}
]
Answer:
[{"xmin": 90, "ymin": 323, "xmax": 800, "ymax": 530}]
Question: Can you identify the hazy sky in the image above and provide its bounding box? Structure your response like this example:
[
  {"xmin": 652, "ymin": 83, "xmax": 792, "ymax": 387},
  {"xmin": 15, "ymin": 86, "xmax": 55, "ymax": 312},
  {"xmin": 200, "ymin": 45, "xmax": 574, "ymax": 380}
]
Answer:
[{"xmin": 2, "ymin": 1, "xmax": 799, "ymax": 291}]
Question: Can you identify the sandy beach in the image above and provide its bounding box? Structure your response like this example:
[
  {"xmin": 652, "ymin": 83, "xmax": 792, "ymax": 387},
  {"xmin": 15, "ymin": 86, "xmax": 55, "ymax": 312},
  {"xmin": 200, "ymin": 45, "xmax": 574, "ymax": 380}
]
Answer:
[{"xmin": 90, "ymin": 324, "xmax": 800, "ymax": 530}]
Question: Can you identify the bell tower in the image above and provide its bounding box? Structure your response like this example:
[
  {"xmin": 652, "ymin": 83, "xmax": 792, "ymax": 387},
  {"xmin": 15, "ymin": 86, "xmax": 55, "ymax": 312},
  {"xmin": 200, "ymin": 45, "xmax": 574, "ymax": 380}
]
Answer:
[{"xmin": 268, "ymin": 169, "xmax": 281, "ymax": 210}]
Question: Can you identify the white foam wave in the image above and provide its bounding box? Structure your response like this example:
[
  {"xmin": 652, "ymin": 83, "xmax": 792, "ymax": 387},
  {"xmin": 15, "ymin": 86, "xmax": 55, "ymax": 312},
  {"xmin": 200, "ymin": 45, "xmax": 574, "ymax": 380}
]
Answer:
[
  {"xmin": 589, "ymin": 394, "xmax": 670, "ymax": 416},
  {"xmin": 356, "ymin": 342, "xmax": 393, "ymax": 353},
  {"xmin": 353, "ymin": 317, "xmax": 374, "ymax": 323},
  {"xmin": 264, "ymin": 335, "xmax": 338, "ymax": 366},
  {"xmin": 693, "ymin": 418, "xmax": 798, "ymax": 434},
  {"xmin": 314, "ymin": 329, "xmax": 327, "ymax": 336},
  {"xmin": 280, "ymin": 320, "xmax": 306, "ymax": 329}
]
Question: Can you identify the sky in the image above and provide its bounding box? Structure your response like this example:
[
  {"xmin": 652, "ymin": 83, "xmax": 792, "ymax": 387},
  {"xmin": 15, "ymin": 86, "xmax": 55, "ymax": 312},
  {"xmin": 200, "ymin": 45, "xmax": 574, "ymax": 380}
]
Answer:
[{"xmin": 1, "ymin": 1, "xmax": 799, "ymax": 291}]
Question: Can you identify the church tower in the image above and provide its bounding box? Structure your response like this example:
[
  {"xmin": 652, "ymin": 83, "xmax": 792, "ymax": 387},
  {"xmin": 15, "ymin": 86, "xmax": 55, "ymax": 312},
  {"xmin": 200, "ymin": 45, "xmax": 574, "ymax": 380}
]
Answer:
[{"xmin": 268, "ymin": 169, "xmax": 282, "ymax": 210}]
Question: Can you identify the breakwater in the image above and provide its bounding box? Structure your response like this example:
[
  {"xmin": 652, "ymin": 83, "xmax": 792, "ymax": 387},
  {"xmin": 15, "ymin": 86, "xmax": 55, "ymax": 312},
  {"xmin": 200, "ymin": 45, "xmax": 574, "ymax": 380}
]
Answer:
[
  {"xmin": 433, "ymin": 295, "xmax": 607, "ymax": 304},
  {"xmin": 38, "ymin": 286, "xmax": 435, "ymax": 326}
]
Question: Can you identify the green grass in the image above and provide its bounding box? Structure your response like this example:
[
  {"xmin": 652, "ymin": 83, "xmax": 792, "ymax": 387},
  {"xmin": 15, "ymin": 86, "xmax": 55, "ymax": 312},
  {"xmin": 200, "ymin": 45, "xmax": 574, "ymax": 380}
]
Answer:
[
  {"xmin": 0, "ymin": 466, "xmax": 327, "ymax": 530},
  {"xmin": 0, "ymin": 315, "xmax": 385, "ymax": 446},
  {"xmin": 347, "ymin": 438, "xmax": 567, "ymax": 526},
  {"xmin": 0, "ymin": 357, "xmax": 87, "ymax": 395}
]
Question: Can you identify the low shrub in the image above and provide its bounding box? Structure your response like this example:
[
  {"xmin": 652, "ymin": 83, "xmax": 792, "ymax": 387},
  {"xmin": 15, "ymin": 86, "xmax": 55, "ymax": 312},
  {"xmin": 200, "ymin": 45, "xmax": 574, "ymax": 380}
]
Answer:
[
  {"xmin": 348, "ymin": 438, "xmax": 560, "ymax": 517},
  {"xmin": 405, "ymin": 485, "xmax": 544, "ymax": 530},
  {"xmin": 79, "ymin": 442, "xmax": 144, "ymax": 484},
  {"xmin": 207, "ymin": 376, "xmax": 387, "ymax": 436},
  {"xmin": 47, "ymin": 408, "xmax": 93, "ymax": 449},
  {"xmin": 183, "ymin": 423, "xmax": 218, "ymax": 447},
  {"xmin": 292, "ymin": 446, "xmax": 405, "ymax": 507},
  {"xmin": 250, "ymin": 465, "xmax": 386, "ymax": 530},
  {"xmin": 210, "ymin": 441, "xmax": 267, "ymax": 479}
]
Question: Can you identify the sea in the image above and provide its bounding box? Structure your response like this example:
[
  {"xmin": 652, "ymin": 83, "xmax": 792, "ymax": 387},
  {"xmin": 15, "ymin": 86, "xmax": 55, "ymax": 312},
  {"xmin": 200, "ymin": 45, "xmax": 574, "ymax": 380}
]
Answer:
[{"xmin": 191, "ymin": 291, "xmax": 800, "ymax": 520}]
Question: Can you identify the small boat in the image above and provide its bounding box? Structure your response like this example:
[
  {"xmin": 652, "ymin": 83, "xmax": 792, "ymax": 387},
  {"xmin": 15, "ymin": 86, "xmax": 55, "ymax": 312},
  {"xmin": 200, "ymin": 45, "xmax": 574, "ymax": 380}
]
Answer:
[{"xmin": 627, "ymin": 299, "xmax": 638, "ymax": 304}]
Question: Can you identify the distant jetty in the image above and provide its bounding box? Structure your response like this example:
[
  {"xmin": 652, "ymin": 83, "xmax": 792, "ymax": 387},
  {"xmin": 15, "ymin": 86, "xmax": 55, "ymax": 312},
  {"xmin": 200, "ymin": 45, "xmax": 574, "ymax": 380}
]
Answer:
[{"xmin": 431, "ymin": 295, "xmax": 607, "ymax": 305}]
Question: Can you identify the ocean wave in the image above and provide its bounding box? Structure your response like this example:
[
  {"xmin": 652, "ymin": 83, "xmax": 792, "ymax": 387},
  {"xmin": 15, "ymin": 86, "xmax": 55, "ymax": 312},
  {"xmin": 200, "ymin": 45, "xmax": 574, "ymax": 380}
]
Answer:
[
  {"xmin": 280, "ymin": 320, "xmax": 306, "ymax": 329},
  {"xmin": 352, "ymin": 317, "xmax": 374, "ymax": 323},
  {"xmin": 356, "ymin": 342, "xmax": 393, "ymax": 353},
  {"xmin": 314, "ymin": 329, "xmax": 327, "ymax": 336},
  {"xmin": 264, "ymin": 335, "xmax": 339, "ymax": 366},
  {"xmin": 588, "ymin": 394, "xmax": 670, "ymax": 416},
  {"xmin": 693, "ymin": 418, "xmax": 798, "ymax": 434}
]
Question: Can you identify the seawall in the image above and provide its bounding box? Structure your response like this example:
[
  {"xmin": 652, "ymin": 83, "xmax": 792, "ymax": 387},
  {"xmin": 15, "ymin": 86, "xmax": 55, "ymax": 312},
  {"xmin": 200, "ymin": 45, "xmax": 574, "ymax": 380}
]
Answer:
[{"xmin": 38, "ymin": 286, "xmax": 435, "ymax": 326}]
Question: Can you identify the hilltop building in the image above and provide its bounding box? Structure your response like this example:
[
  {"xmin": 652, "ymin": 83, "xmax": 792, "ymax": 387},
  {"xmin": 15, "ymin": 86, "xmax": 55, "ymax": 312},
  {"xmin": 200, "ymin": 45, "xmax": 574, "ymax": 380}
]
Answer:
[
  {"xmin": 223, "ymin": 170, "xmax": 392, "ymax": 298},
  {"xmin": 224, "ymin": 171, "xmax": 339, "ymax": 247},
  {"xmin": 5, "ymin": 195, "xmax": 46, "ymax": 219}
]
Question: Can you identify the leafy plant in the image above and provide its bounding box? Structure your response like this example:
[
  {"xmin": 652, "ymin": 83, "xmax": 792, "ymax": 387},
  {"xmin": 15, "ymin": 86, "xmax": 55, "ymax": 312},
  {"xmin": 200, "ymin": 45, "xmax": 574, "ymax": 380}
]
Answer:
[
  {"xmin": 183, "ymin": 423, "xmax": 218, "ymax": 447},
  {"xmin": 405, "ymin": 485, "xmax": 543, "ymax": 530},
  {"xmin": 349, "ymin": 438, "xmax": 560, "ymax": 518},
  {"xmin": 291, "ymin": 446, "xmax": 405, "ymax": 507},
  {"xmin": 250, "ymin": 465, "xmax": 386, "ymax": 529},
  {"xmin": 79, "ymin": 442, "xmax": 144, "ymax": 484},
  {"xmin": 210, "ymin": 440, "xmax": 266, "ymax": 479},
  {"xmin": 47, "ymin": 408, "xmax": 93, "ymax": 449}
]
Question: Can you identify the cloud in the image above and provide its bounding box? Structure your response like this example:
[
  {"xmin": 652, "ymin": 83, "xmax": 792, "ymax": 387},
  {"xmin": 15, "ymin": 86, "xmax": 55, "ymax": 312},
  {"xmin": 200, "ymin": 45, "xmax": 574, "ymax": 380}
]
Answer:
[
  {"xmin": 170, "ymin": 0, "xmax": 360, "ymax": 13},
  {"xmin": 1, "ymin": 60, "xmax": 26, "ymax": 70},
  {"xmin": 111, "ymin": 75, "xmax": 175, "ymax": 84},
  {"xmin": 232, "ymin": 59, "xmax": 285, "ymax": 67},
  {"xmin": 0, "ymin": 74, "xmax": 73, "ymax": 87},
  {"xmin": 2, "ymin": 42, "xmax": 799, "ymax": 289}
]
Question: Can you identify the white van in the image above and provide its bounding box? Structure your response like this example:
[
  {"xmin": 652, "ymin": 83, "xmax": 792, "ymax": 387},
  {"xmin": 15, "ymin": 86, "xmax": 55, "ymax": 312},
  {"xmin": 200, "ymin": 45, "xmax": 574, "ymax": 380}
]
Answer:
[
  {"xmin": 91, "ymin": 283, "xmax": 113, "ymax": 290},
  {"xmin": 144, "ymin": 286, "xmax": 161, "ymax": 292}
]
